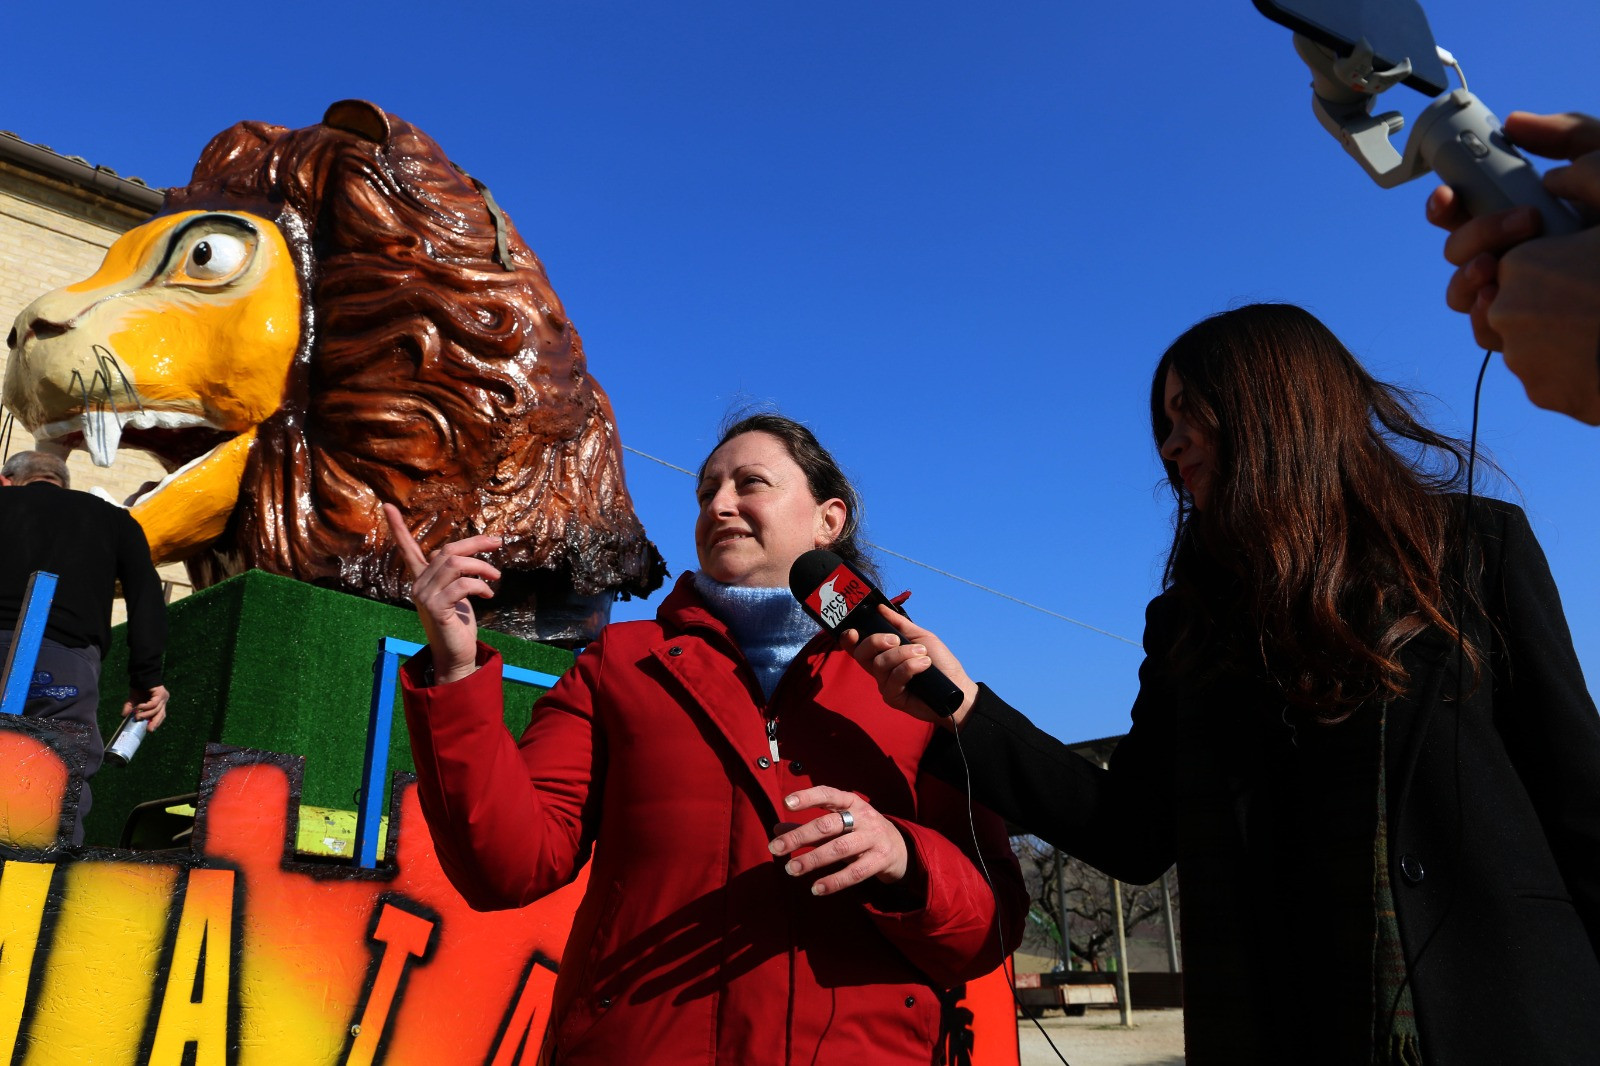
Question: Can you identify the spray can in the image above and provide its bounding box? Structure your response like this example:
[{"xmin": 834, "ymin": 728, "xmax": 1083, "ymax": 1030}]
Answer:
[{"xmin": 104, "ymin": 715, "xmax": 149, "ymax": 766}]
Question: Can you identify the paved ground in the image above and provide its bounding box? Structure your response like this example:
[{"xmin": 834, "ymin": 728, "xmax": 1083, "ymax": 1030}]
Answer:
[{"xmin": 1017, "ymin": 1007, "xmax": 1184, "ymax": 1066}]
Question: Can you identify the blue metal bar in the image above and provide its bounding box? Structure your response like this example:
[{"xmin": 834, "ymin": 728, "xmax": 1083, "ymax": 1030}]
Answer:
[
  {"xmin": 355, "ymin": 645, "xmax": 403, "ymax": 868},
  {"xmin": 376, "ymin": 637, "xmax": 561, "ymax": 689},
  {"xmin": 353, "ymin": 635, "xmax": 563, "ymax": 868},
  {"xmin": 381, "ymin": 637, "xmax": 424, "ymax": 657},
  {"xmin": 501, "ymin": 661, "xmax": 563, "ymax": 690},
  {"xmin": 1, "ymin": 571, "xmax": 59, "ymax": 716}
]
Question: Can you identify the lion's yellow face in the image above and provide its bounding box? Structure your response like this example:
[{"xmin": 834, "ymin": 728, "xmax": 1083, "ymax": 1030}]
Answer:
[{"xmin": 4, "ymin": 210, "xmax": 301, "ymax": 560}]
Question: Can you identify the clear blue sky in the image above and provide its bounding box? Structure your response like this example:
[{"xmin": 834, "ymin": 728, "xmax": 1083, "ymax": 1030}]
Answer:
[{"xmin": 10, "ymin": 0, "xmax": 1597, "ymax": 741}]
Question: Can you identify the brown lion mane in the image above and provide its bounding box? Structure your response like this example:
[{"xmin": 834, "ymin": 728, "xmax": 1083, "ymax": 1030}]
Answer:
[{"xmin": 166, "ymin": 99, "xmax": 664, "ymax": 639}]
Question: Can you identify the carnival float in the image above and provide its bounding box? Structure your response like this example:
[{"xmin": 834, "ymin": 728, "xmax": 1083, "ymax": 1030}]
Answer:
[{"xmin": 0, "ymin": 101, "xmax": 1016, "ymax": 1064}]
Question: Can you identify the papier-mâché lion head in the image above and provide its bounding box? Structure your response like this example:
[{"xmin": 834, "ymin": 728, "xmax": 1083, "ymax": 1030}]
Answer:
[{"xmin": 5, "ymin": 100, "xmax": 664, "ymax": 642}]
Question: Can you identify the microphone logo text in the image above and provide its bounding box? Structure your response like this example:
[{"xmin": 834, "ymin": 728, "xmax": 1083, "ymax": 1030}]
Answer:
[{"xmin": 807, "ymin": 565, "xmax": 870, "ymax": 630}]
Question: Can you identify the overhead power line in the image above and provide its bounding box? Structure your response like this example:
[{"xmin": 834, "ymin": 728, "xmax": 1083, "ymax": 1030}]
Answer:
[
  {"xmin": 625, "ymin": 446, "xmax": 696, "ymax": 477},
  {"xmin": 864, "ymin": 543, "xmax": 1141, "ymax": 648},
  {"xmin": 622, "ymin": 444, "xmax": 1141, "ymax": 648}
]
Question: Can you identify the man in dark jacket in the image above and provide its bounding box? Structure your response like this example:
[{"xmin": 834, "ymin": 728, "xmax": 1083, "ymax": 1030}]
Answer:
[{"xmin": 0, "ymin": 450, "xmax": 169, "ymax": 842}]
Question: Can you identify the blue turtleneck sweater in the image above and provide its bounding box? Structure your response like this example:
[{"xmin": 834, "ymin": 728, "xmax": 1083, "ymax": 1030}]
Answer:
[{"xmin": 692, "ymin": 572, "xmax": 819, "ymax": 700}]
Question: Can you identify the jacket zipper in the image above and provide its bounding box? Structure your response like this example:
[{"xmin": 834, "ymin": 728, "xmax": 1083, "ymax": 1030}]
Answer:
[{"xmin": 760, "ymin": 630, "xmax": 831, "ymax": 767}]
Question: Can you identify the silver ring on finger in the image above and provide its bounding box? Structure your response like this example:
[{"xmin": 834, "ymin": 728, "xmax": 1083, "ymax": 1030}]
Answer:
[{"xmin": 838, "ymin": 810, "xmax": 855, "ymax": 834}]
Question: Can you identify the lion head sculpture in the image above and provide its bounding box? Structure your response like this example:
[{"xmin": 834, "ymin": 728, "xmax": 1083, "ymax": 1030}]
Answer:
[{"xmin": 4, "ymin": 100, "xmax": 664, "ymax": 642}]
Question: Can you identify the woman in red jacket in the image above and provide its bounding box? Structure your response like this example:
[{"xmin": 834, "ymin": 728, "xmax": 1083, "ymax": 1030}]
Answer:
[{"xmin": 386, "ymin": 413, "xmax": 1026, "ymax": 1066}]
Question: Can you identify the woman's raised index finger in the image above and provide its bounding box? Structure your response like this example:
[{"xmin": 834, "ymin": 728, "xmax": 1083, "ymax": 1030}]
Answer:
[{"xmin": 382, "ymin": 503, "xmax": 431, "ymax": 576}]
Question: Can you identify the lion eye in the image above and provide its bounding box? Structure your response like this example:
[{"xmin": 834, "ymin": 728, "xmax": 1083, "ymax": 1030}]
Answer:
[{"xmin": 182, "ymin": 232, "xmax": 251, "ymax": 281}]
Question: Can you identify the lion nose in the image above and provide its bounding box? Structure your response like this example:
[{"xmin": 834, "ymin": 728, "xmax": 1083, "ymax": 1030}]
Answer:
[
  {"xmin": 12, "ymin": 288, "xmax": 87, "ymax": 350},
  {"xmin": 19, "ymin": 316, "xmax": 71, "ymax": 343}
]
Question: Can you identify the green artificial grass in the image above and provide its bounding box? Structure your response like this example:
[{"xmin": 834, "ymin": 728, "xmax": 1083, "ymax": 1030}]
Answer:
[{"xmin": 89, "ymin": 570, "xmax": 573, "ymax": 848}]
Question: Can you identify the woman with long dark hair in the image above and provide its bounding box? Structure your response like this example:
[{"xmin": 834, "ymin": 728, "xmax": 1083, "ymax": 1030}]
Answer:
[
  {"xmin": 387, "ymin": 413, "xmax": 1026, "ymax": 1065},
  {"xmin": 848, "ymin": 304, "xmax": 1600, "ymax": 1064}
]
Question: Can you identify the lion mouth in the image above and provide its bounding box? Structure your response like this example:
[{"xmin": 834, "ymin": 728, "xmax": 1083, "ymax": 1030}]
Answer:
[{"xmin": 36, "ymin": 410, "xmax": 238, "ymax": 503}]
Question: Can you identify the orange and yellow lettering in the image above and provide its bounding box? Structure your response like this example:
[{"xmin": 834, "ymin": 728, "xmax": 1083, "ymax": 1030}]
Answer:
[
  {"xmin": 148, "ymin": 868, "xmax": 235, "ymax": 1066},
  {"xmin": 488, "ymin": 956, "xmax": 559, "ymax": 1066},
  {"xmin": 343, "ymin": 901, "xmax": 436, "ymax": 1066},
  {"xmin": 23, "ymin": 862, "xmax": 178, "ymax": 1061},
  {"xmin": 0, "ymin": 862, "xmax": 54, "ymax": 1054}
]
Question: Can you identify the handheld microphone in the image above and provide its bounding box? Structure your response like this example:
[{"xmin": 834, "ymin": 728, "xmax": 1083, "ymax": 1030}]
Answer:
[{"xmin": 788, "ymin": 549, "xmax": 964, "ymax": 717}]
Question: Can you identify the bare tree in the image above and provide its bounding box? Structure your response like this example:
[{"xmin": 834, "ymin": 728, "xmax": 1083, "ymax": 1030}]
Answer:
[{"xmin": 1013, "ymin": 836, "xmax": 1178, "ymax": 972}]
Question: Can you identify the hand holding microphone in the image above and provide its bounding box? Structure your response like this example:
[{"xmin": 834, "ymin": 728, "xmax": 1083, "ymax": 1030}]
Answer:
[{"xmin": 789, "ymin": 549, "xmax": 978, "ymax": 724}]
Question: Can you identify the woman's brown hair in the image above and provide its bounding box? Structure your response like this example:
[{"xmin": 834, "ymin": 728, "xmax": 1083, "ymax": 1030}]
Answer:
[{"xmin": 1150, "ymin": 303, "xmax": 1479, "ymax": 720}]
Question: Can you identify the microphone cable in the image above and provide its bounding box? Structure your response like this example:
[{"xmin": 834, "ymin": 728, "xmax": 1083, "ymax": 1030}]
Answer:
[
  {"xmin": 1379, "ymin": 346, "xmax": 1494, "ymax": 1036},
  {"xmin": 949, "ymin": 723, "xmax": 1076, "ymax": 1066}
]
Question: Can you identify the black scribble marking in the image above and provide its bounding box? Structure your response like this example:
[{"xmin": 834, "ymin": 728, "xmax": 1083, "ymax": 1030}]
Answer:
[{"xmin": 65, "ymin": 345, "xmax": 144, "ymax": 454}]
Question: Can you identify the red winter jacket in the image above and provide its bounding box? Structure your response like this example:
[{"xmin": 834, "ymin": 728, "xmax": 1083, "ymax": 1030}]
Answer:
[{"xmin": 402, "ymin": 574, "xmax": 1027, "ymax": 1065}]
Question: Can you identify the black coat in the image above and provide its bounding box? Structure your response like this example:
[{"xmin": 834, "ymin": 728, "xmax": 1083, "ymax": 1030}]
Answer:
[
  {"xmin": 0, "ymin": 482, "xmax": 167, "ymax": 688},
  {"xmin": 934, "ymin": 498, "xmax": 1600, "ymax": 1064}
]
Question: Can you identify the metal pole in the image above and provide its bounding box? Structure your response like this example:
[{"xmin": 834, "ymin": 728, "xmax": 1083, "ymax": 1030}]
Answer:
[
  {"xmin": 1056, "ymin": 848, "xmax": 1070, "ymax": 971},
  {"xmin": 1161, "ymin": 868, "xmax": 1180, "ymax": 972},
  {"xmin": 1103, "ymin": 757, "xmax": 1133, "ymax": 1027},
  {"xmin": 1111, "ymin": 872, "xmax": 1133, "ymax": 1027}
]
